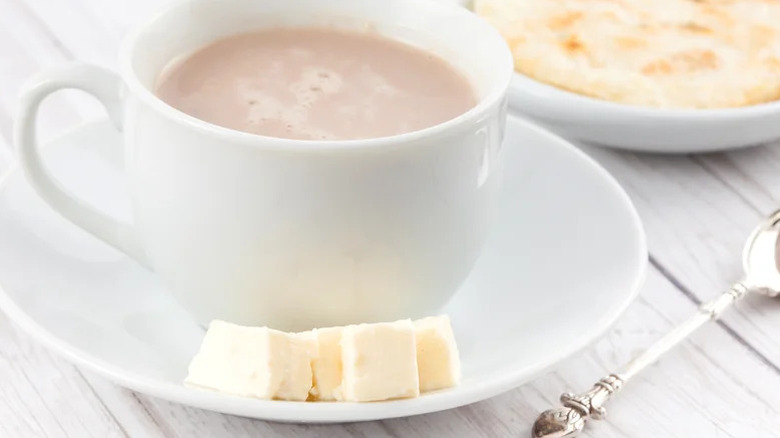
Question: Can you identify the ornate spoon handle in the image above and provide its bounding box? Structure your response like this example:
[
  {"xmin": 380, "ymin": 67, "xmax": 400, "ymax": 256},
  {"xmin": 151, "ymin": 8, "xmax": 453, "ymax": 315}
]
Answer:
[{"xmin": 531, "ymin": 282, "xmax": 750, "ymax": 438}]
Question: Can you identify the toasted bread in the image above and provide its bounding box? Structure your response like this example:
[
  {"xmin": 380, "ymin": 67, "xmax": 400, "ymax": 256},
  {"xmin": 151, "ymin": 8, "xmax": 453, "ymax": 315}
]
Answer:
[{"xmin": 475, "ymin": 0, "xmax": 780, "ymax": 108}]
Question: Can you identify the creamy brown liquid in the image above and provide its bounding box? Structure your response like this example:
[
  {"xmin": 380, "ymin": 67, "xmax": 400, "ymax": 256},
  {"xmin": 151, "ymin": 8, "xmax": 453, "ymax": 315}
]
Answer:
[{"xmin": 155, "ymin": 28, "xmax": 476, "ymax": 140}]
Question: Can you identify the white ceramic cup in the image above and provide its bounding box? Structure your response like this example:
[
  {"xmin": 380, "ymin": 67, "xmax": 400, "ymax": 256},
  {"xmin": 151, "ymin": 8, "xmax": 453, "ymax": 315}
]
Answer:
[{"xmin": 15, "ymin": 0, "xmax": 513, "ymax": 330}]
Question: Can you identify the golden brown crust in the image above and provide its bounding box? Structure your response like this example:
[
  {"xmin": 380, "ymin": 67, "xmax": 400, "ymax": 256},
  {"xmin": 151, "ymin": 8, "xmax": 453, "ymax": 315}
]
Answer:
[{"xmin": 475, "ymin": 0, "xmax": 780, "ymax": 108}]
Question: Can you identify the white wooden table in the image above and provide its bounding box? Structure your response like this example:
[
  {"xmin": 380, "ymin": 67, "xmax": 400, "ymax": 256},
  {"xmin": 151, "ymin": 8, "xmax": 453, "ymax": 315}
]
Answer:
[{"xmin": 2, "ymin": 1, "xmax": 780, "ymax": 437}]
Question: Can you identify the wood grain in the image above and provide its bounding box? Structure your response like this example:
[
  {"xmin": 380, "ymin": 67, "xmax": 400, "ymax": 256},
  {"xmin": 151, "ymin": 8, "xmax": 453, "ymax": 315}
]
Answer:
[
  {"xmin": 584, "ymin": 144, "xmax": 780, "ymax": 371},
  {"xmin": 0, "ymin": 314, "xmax": 127, "ymax": 437},
  {"xmin": 0, "ymin": 0, "xmax": 779, "ymax": 436}
]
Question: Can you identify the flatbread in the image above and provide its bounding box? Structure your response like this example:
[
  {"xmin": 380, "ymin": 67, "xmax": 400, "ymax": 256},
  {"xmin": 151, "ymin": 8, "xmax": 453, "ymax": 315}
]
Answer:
[{"xmin": 475, "ymin": 0, "xmax": 780, "ymax": 108}]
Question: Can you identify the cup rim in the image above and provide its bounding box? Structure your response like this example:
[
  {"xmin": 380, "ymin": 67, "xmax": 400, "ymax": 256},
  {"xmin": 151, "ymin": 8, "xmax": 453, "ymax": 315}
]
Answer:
[{"xmin": 117, "ymin": 0, "xmax": 513, "ymax": 151}]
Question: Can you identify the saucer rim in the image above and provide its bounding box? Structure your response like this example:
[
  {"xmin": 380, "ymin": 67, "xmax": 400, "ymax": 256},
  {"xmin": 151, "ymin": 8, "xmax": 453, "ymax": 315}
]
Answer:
[{"xmin": 0, "ymin": 117, "xmax": 647, "ymax": 422}]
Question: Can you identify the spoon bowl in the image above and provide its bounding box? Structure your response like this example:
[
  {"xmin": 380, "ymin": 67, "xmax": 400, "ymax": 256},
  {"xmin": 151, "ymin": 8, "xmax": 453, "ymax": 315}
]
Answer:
[{"xmin": 742, "ymin": 208, "xmax": 780, "ymax": 297}]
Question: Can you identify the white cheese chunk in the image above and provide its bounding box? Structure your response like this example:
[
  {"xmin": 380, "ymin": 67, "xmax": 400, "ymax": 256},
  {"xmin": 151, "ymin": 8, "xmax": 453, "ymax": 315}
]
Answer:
[
  {"xmin": 185, "ymin": 320, "xmax": 315, "ymax": 401},
  {"xmin": 413, "ymin": 315, "xmax": 461, "ymax": 392},
  {"xmin": 339, "ymin": 320, "xmax": 419, "ymax": 402},
  {"xmin": 302, "ymin": 326, "xmax": 344, "ymax": 401}
]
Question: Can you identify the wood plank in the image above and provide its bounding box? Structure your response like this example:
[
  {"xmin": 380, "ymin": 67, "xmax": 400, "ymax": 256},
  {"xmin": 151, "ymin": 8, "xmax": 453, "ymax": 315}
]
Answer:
[
  {"xmin": 582, "ymin": 143, "xmax": 780, "ymax": 372},
  {"xmin": 76, "ymin": 376, "xmax": 169, "ymax": 438},
  {"xmin": 0, "ymin": 0, "xmax": 103, "ymax": 143},
  {"xmin": 0, "ymin": 313, "xmax": 129, "ymax": 437}
]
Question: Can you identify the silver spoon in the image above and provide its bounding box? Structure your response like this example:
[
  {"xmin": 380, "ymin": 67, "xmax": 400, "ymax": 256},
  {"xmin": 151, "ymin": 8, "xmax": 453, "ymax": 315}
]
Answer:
[{"xmin": 532, "ymin": 208, "xmax": 780, "ymax": 438}]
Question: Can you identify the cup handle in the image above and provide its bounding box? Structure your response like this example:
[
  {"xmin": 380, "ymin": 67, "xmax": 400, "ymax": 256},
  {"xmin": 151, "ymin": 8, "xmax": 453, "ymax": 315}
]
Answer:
[{"xmin": 14, "ymin": 63, "xmax": 150, "ymax": 268}]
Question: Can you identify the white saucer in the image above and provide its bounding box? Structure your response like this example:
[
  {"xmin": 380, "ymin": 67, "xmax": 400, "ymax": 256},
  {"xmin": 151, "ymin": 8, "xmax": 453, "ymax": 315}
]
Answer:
[
  {"xmin": 509, "ymin": 73, "xmax": 780, "ymax": 153},
  {"xmin": 0, "ymin": 117, "xmax": 646, "ymax": 422}
]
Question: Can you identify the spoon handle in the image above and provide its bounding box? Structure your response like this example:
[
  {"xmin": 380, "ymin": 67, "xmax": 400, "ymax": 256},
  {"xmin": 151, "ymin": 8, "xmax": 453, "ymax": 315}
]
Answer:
[{"xmin": 531, "ymin": 281, "xmax": 750, "ymax": 438}]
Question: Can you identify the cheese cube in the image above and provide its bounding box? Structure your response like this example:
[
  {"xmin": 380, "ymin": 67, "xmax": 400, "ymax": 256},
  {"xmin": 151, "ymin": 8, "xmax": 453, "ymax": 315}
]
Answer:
[
  {"xmin": 185, "ymin": 320, "xmax": 315, "ymax": 401},
  {"xmin": 414, "ymin": 315, "xmax": 461, "ymax": 392},
  {"xmin": 306, "ymin": 327, "xmax": 344, "ymax": 401},
  {"xmin": 340, "ymin": 320, "xmax": 419, "ymax": 401}
]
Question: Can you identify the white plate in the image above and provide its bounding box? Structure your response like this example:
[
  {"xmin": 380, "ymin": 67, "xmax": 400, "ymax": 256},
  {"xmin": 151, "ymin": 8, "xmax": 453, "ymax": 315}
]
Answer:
[
  {"xmin": 0, "ymin": 117, "xmax": 646, "ymax": 422},
  {"xmin": 509, "ymin": 73, "xmax": 780, "ymax": 153}
]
